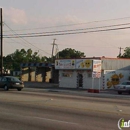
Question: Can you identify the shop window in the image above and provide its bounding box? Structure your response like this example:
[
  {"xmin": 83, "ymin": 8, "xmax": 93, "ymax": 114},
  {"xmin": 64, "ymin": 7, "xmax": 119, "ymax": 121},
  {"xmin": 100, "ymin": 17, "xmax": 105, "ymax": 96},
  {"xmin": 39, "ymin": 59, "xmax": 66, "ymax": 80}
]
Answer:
[{"xmin": 62, "ymin": 73, "xmax": 72, "ymax": 77}]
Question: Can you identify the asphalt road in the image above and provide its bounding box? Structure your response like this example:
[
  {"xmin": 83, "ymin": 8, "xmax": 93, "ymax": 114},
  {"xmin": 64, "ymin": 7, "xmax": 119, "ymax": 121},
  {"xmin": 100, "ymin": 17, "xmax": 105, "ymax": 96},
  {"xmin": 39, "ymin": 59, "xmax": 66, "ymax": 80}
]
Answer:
[{"xmin": 0, "ymin": 88, "xmax": 129, "ymax": 130}]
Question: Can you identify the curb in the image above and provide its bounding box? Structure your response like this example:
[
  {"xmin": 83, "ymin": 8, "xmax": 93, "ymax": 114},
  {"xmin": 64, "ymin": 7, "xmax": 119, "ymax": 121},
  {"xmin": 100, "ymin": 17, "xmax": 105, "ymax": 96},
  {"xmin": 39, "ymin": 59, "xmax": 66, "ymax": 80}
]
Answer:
[{"xmin": 24, "ymin": 88, "xmax": 130, "ymax": 99}]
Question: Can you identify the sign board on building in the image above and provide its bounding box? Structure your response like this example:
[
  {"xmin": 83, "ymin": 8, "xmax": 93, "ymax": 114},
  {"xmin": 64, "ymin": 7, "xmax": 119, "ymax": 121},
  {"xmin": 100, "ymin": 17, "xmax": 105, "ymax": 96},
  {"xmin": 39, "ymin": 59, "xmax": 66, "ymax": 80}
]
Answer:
[
  {"xmin": 93, "ymin": 60, "xmax": 101, "ymax": 72},
  {"xmin": 55, "ymin": 59, "xmax": 75, "ymax": 69},
  {"xmin": 92, "ymin": 71, "xmax": 101, "ymax": 78},
  {"xmin": 75, "ymin": 59, "xmax": 92, "ymax": 69},
  {"xmin": 55, "ymin": 59, "xmax": 100, "ymax": 71}
]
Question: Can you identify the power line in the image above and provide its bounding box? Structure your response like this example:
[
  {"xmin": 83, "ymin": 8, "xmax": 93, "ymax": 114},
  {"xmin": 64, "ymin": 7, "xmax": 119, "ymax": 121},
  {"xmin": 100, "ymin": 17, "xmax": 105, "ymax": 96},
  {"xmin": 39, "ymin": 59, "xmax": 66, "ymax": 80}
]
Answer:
[
  {"xmin": 4, "ymin": 23, "xmax": 51, "ymax": 55},
  {"xmin": 3, "ymin": 16, "xmax": 130, "ymax": 32},
  {"xmin": 4, "ymin": 22, "xmax": 130, "ymax": 37},
  {"xmin": 4, "ymin": 39, "xmax": 29, "ymax": 48},
  {"xmin": 4, "ymin": 26, "xmax": 130, "ymax": 38}
]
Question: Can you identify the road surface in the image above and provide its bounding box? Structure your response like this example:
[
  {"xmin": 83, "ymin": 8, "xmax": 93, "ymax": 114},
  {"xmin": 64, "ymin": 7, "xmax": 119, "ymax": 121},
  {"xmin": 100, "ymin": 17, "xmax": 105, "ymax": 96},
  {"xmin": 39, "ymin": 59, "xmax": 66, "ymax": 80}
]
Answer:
[{"xmin": 0, "ymin": 88, "xmax": 129, "ymax": 130}]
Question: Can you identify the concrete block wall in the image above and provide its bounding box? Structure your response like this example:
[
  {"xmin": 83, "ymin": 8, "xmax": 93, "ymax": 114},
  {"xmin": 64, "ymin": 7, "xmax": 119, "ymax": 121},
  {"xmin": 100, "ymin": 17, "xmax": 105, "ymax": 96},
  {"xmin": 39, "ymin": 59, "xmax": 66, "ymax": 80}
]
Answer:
[
  {"xmin": 21, "ymin": 67, "xmax": 29, "ymax": 81},
  {"xmin": 21, "ymin": 66, "xmax": 57, "ymax": 83}
]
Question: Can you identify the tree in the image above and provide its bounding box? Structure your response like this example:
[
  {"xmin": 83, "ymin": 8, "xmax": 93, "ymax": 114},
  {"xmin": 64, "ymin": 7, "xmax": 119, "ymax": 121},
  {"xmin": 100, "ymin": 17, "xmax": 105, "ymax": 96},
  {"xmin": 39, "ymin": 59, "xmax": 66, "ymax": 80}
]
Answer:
[
  {"xmin": 3, "ymin": 48, "xmax": 49, "ymax": 71},
  {"xmin": 58, "ymin": 48, "xmax": 86, "ymax": 59},
  {"xmin": 118, "ymin": 47, "xmax": 130, "ymax": 58},
  {"xmin": 3, "ymin": 48, "xmax": 86, "ymax": 71}
]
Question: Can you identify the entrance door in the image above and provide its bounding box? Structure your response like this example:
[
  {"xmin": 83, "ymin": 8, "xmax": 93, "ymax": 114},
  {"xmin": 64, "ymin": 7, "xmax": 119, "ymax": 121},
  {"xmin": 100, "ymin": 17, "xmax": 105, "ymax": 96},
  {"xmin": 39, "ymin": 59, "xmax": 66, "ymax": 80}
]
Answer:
[{"xmin": 77, "ymin": 73, "xmax": 83, "ymax": 88}]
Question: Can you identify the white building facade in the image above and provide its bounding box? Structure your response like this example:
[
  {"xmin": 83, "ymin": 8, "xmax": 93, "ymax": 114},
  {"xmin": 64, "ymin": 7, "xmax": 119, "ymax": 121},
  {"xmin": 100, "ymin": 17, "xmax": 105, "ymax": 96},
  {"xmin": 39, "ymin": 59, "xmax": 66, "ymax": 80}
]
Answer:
[
  {"xmin": 55, "ymin": 58, "xmax": 130, "ymax": 90},
  {"xmin": 55, "ymin": 58, "xmax": 101, "ymax": 89}
]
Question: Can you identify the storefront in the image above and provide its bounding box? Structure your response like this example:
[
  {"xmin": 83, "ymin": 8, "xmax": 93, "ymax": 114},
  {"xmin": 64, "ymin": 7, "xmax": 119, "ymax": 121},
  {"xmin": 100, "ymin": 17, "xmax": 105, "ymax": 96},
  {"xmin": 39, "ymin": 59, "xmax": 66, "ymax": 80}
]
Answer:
[
  {"xmin": 55, "ymin": 57, "xmax": 130, "ymax": 90},
  {"xmin": 55, "ymin": 58, "xmax": 101, "ymax": 89}
]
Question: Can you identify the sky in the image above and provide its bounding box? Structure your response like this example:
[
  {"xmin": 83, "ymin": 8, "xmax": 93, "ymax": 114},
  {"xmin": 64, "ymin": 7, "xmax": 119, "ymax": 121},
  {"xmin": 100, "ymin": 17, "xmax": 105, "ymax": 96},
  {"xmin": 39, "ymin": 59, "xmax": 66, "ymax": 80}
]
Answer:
[{"xmin": 1, "ymin": 0, "xmax": 130, "ymax": 58}]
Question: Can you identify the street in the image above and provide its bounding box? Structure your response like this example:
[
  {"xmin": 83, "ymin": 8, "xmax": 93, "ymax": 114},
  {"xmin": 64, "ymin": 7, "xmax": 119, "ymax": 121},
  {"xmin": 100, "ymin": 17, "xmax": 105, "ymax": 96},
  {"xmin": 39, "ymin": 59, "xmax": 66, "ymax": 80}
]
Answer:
[{"xmin": 0, "ymin": 88, "xmax": 129, "ymax": 130}]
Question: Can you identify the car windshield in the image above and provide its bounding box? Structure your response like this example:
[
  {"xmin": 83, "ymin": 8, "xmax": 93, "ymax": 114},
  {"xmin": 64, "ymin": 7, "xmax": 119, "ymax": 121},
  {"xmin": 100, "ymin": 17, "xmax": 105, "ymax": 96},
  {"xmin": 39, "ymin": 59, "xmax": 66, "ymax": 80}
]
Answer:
[
  {"xmin": 122, "ymin": 82, "xmax": 127, "ymax": 85},
  {"xmin": 7, "ymin": 77, "xmax": 20, "ymax": 82}
]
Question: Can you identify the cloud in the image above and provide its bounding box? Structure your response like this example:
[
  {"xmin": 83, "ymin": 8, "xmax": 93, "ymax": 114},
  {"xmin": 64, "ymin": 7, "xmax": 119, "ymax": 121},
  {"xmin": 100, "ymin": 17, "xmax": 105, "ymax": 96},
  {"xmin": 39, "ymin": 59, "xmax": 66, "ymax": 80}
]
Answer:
[{"xmin": 4, "ymin": 7, "xmax": 28, "ymax": 25}]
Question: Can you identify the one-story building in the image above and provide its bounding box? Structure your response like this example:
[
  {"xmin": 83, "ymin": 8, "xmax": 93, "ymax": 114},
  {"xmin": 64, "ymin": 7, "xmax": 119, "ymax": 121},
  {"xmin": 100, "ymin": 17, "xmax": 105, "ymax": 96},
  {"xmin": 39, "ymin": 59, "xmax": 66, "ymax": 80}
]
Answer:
[
  {"xmin": 20, "ymin": 62, "xmax": 59, "ymax": 83},
  {"xmin": 55, "ymin": 57, "xmax": 130, "ymax": 90}
]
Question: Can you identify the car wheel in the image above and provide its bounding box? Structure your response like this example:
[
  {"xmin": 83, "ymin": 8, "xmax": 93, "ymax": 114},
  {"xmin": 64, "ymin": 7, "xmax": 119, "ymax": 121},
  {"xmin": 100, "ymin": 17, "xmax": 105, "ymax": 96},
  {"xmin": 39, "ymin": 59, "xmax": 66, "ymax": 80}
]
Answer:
[
  {"xmin": 17, "ymin": 88, "xmax": 22, "ymax": 91},
  {"xmin": 129, "ymin": 91, "xmax": 130, "ymax": 94},
  {"xmin": 118, "ymin": 91, "xmax": 122, "ymax": 94},
  {"xmin": 4, "ymin": 85, "xmax": 9, "ymax": 91}
]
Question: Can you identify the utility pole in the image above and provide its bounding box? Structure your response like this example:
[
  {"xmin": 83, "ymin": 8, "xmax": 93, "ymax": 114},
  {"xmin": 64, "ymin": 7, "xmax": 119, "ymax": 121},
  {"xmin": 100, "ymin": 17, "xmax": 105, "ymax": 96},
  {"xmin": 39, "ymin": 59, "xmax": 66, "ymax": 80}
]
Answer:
[
  {"xmin": 51, "ymin": 38, "xmax": 56, "ymax": 83},
  {"xmin": 51, "ymin": 38, "xmax": 56, "ymax": 63},
  {"xmin": 55, "ymin": 44, "xmax": 59, "ymax": 59},
  {"xmin": 118, "ymin": 47, "xmax": 123, "ymax": 57},
  {"xmin": 0, "ymin": 8, "xmax": 3, "ymax": 76}
]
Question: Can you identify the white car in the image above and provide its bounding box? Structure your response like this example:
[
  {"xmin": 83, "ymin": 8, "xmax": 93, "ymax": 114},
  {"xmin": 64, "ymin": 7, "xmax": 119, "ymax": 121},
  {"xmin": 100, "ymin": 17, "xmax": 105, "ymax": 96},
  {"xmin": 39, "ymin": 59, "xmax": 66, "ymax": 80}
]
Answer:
[{"xmin": 115, "ymin": 81, "xmax": 130, "ymax": 94}]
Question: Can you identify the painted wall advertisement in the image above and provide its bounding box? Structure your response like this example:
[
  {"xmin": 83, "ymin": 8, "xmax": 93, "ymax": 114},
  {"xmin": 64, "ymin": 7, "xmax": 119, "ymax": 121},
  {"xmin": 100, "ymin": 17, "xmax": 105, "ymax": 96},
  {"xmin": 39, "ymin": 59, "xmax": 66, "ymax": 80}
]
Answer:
[
  {"xmin": 75, "ymin": 59, "xmax": 92, "ymax": 69},
  {"xmin": 103, "ymin": 70, "xmax": 130, "ymax": 89}
]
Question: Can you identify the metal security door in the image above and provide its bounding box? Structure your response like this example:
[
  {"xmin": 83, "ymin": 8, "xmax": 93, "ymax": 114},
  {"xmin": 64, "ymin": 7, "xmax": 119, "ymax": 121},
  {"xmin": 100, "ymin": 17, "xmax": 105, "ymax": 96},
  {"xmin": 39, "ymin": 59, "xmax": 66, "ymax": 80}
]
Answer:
[{"xmin": 77, "ymin": 73, "xmax": 83, "ymax": 88}]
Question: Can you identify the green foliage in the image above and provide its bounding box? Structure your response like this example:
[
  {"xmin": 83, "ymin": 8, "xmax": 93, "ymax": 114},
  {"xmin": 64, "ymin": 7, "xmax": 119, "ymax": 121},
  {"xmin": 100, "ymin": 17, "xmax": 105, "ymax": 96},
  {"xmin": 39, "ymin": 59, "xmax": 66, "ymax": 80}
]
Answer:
[
  {"xmin": 3, "ymin": 48, "xmax": 86, "ymax": 71},
  {"xmin": 58, "ymin": 48, "xmax": 86, "ymax": 59},
  {"xmin": 118, "ymin": 47, "xmax": 130, "ymax": 58},
  {"xmin": 3, "ymin": 49, "xmax": 50, "ymax": 71}
]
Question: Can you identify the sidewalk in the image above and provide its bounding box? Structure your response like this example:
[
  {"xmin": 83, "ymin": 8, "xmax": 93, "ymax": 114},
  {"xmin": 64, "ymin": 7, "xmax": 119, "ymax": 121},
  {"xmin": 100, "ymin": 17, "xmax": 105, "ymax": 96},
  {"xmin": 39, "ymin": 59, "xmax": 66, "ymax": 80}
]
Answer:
[{"xmin": 24, "ymin": 82, "xmax": 130, "ymax": 98}]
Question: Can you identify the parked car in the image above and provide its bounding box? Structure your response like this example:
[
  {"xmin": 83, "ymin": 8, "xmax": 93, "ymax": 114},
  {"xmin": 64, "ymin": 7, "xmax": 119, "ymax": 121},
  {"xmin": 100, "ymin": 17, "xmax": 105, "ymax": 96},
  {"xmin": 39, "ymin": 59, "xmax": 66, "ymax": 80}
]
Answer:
[
  {"xmin": 0, "ymin": 76, "xmax": 24, "ymax": 91},
  {"xmin": 115, "ymin": 81, "xmax": 130, "ymax": 94}
]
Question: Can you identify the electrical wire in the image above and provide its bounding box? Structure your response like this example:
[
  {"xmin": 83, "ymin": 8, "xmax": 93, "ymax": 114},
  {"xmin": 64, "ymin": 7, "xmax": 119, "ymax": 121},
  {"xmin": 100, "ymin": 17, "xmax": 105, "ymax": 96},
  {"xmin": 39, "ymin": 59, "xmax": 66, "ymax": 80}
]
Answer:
[
  {"xmin": 4, "ymin": 22, "xmax": 130, "ymax": 37},
  {"xmin": 3, "ymin": 16, "xmax": 130, "ymax": 32},
  {"xmin": 4, "ymin": 23, "xmax": 51, "ymax": 55},
  {"xmin": 4, "ymin": 26, "xmax": 130, "ymax": 38},
  {"xmin": 4, "ymin": 21, "xmax": 130, "ymax": 53},
  {"xmin": 4, "ymin": 38, "xmax": 29, "ymax": 47}
]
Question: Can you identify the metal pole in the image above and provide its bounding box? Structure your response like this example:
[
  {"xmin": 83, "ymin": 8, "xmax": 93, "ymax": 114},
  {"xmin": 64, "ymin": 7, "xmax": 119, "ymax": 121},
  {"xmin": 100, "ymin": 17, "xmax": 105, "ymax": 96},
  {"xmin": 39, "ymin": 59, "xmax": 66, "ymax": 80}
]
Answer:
[{"xmin": 0, "ymin": 8, "xmax": 3, "ymax": 76}]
